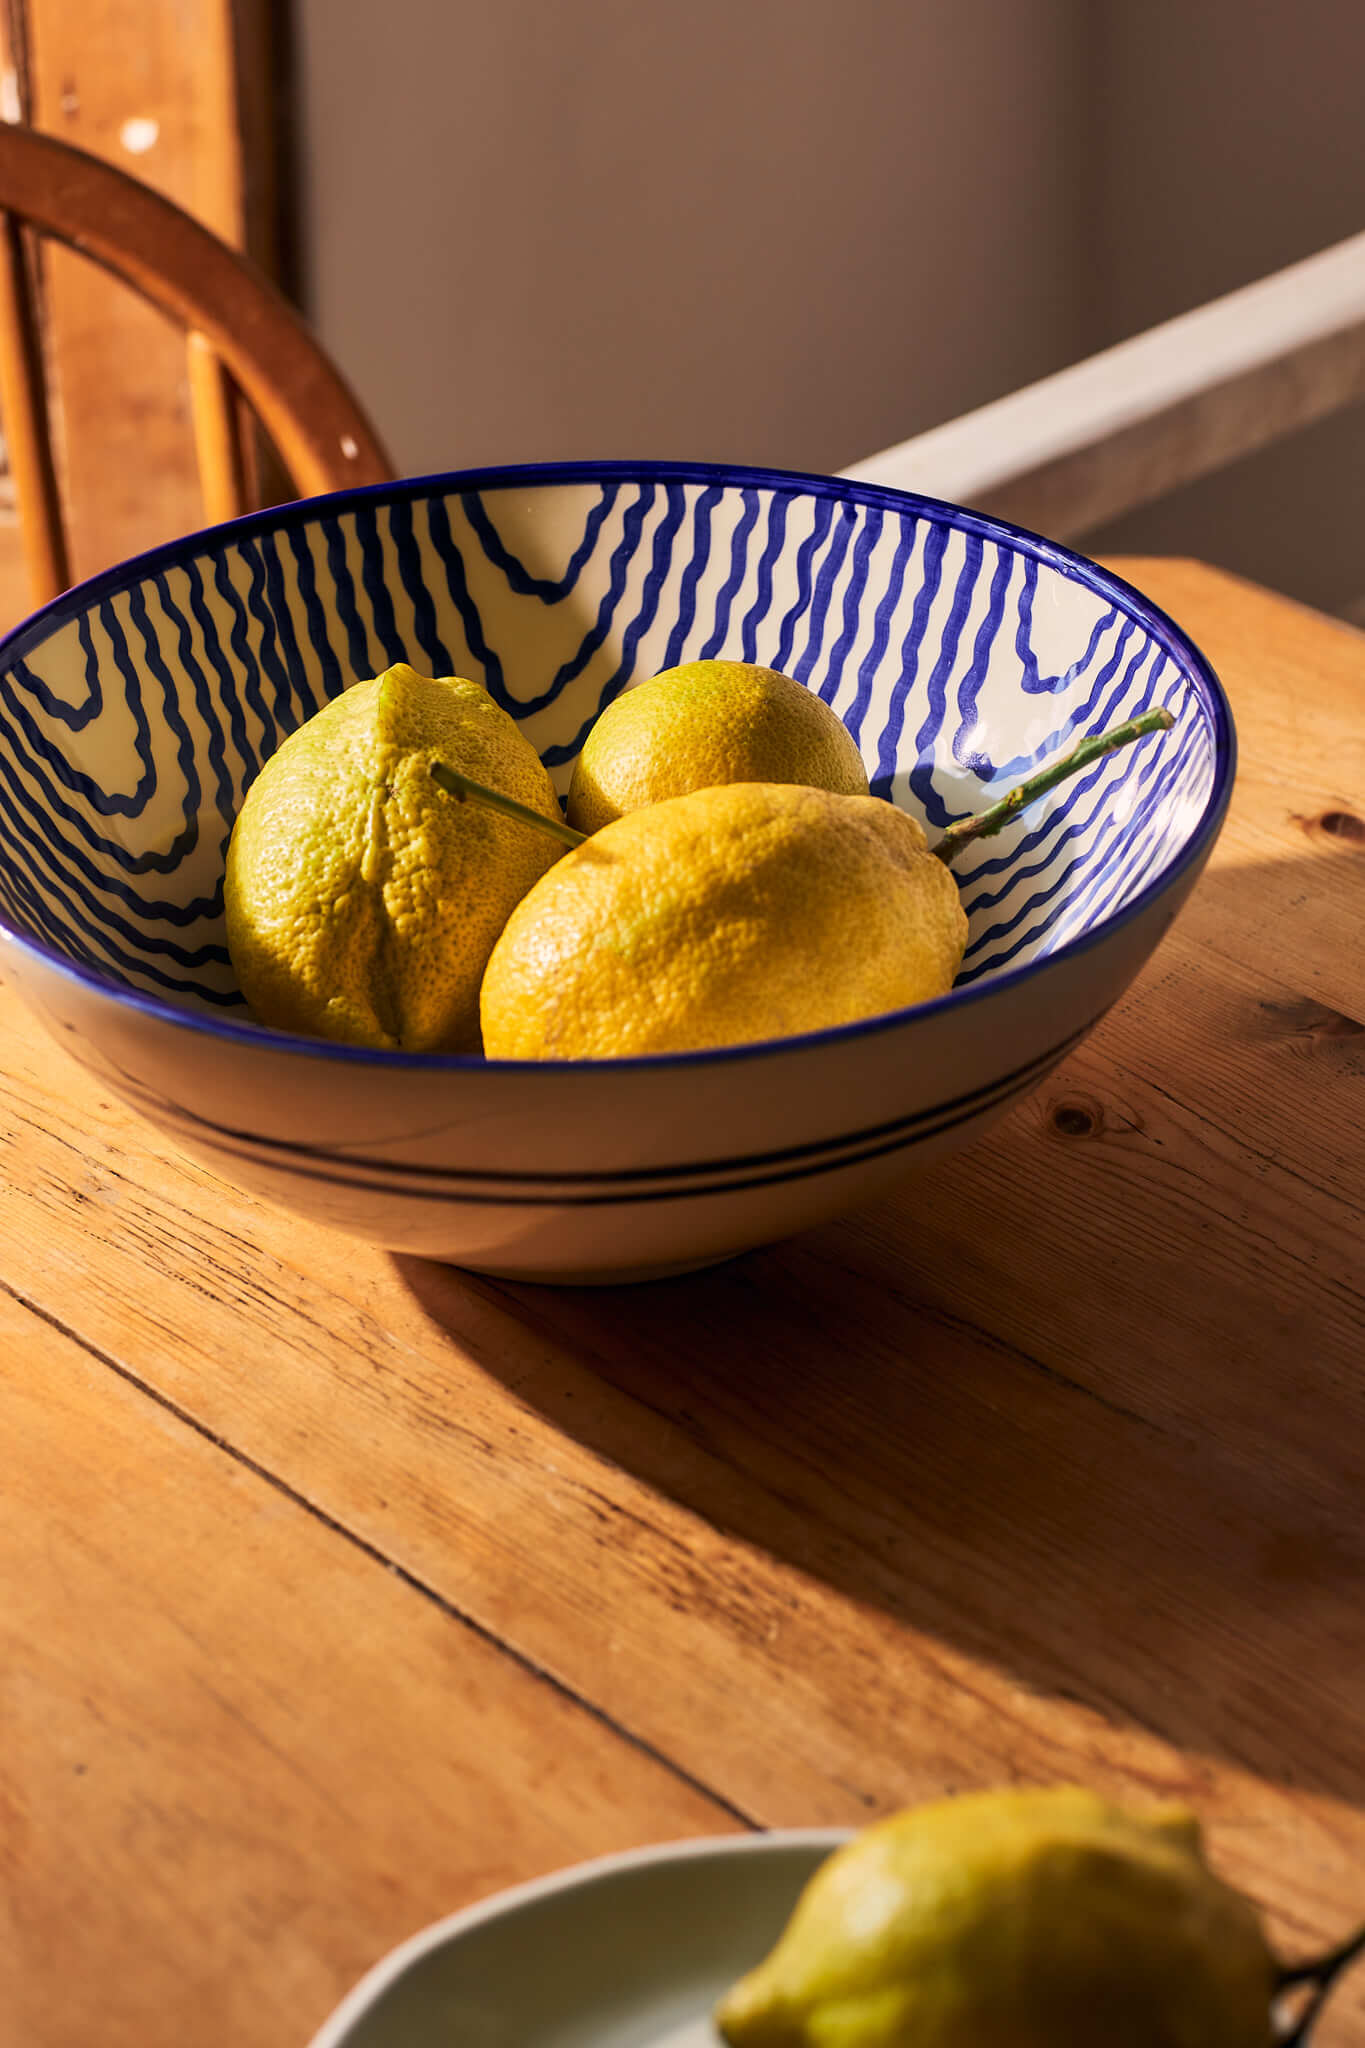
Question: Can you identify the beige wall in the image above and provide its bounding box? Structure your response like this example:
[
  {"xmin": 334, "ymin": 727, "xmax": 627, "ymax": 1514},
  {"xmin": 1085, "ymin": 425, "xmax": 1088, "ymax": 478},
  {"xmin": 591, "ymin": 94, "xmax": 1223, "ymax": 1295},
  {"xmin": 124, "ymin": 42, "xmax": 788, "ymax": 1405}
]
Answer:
[
  {"xmin": 294, "ymin": 0, "xmax": 1087, "ymax": 476},
  {"xmin": 294, "ymin": 0, "xmax": 1365, "ymax": 608},
  {"xmin": 1079, "ymin": 0, "xmax": 1365, "ymax": 611}
]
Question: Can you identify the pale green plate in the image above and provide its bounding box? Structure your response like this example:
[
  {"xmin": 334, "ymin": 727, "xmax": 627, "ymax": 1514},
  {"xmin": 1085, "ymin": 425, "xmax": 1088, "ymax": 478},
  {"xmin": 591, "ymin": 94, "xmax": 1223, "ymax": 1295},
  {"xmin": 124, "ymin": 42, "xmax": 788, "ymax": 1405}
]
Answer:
[{"xmin": 308, "ymin": 1831, "xmax": 846, "ymax": 2048}]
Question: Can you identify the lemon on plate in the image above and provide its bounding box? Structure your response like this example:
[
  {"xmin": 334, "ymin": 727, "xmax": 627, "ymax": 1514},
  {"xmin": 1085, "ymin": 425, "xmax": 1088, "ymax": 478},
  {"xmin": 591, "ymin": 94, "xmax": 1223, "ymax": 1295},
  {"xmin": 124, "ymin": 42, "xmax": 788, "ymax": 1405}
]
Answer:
[
  {"xmin": 715, "ymin": 1785, "xmax": 1278, "ymax": 2048},
  {"xmin": 225, "ymin": 662, "xmax": 564, "ymax": 1053},
  {"xmin": 479, "ymin": 780, "xmax": 967, "ymax": 1060},
  {"xmin": 564, "ymin": 660, "xmax": 869, "ymax": 834}
]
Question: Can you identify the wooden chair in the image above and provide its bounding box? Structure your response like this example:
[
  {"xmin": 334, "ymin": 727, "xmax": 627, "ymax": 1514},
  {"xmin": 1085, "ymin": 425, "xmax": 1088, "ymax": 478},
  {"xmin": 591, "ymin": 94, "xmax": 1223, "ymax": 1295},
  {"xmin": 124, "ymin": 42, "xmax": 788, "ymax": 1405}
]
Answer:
[
  {"xmin": 842, "ymin": 229, "xmax": 1365, "ymax": 551},
  {"xmin": 0, "ymin": 123, "xmax": 394, "ymax": 612}
]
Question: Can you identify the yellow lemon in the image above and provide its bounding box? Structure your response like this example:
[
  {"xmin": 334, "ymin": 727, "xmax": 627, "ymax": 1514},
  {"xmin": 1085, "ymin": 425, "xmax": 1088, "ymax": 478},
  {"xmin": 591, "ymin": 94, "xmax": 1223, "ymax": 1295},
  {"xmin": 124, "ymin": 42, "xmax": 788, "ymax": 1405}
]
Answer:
[
  {"xmin": 565, "ymin": 660, "xmax": 869, "ymax": 833},
  {"xmin": 479, "ymin": 782, "xmax": 966, "ymax": 1059},
  {"xmin": 225, "ymin": 662, "xmax": 563, "ymax": 1052},
  {"xmin": 715, "ymin": 1785, "xmax": 1277, "ymax": 2048}
]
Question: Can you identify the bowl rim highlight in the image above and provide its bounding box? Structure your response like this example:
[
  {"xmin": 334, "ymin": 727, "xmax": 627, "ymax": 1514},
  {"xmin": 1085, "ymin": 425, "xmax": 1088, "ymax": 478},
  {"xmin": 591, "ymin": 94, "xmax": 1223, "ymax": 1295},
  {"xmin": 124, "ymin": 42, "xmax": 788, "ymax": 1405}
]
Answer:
[{"xmin": 0, "ymin": 457, "xmax": 1236, "ymax": 1072}]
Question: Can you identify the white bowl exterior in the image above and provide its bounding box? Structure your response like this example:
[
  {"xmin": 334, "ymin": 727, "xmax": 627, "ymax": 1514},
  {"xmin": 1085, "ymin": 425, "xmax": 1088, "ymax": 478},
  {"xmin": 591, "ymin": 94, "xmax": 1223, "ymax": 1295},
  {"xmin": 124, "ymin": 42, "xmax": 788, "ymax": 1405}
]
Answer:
[
  {"xmin": 3, "ymin": 840, "xmax": 1206, "ymax": 1281},
  {"xmin": 305, "ymin": 1830, "xmax": 848, "ymax": 2048}
]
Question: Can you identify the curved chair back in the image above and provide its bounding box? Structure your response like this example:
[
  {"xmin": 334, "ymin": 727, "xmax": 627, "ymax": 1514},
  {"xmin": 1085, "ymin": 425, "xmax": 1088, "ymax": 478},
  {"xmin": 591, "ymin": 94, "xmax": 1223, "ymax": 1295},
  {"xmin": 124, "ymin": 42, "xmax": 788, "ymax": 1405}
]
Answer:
[{"xmin": 0, "ymin": 124, "xmax": 394, "ymax": 608}]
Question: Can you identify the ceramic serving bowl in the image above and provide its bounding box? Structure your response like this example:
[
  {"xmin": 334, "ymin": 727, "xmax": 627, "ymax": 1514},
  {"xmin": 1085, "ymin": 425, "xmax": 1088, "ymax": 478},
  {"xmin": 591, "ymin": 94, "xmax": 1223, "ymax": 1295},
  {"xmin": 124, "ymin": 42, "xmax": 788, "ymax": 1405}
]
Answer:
[{"xmin": 0, "ymin": 461, "xmax": 1233, "ymax": 1283}]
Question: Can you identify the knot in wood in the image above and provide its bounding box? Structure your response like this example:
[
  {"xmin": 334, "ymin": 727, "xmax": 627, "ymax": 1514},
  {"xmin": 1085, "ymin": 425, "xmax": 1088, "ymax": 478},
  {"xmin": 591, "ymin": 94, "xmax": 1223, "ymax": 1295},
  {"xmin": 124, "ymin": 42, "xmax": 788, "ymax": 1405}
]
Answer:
[{"xmin": 1050, "ymin": 1098, "xmax": 1100, "ymax": 1138}]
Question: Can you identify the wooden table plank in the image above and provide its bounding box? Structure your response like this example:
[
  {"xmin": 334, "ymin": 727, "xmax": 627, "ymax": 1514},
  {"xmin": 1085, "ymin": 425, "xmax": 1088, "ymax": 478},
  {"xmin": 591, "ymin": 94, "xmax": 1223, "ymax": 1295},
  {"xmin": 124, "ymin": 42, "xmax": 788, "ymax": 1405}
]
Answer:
[
  {"xmin": 1, "ymin": 557, "xmax": 1362, "ymax": 2041},
  {"xmin": 3, "ymin": 972, "xmax": 1361, "ymax": 1813},
  {"xmin": 0, "ymin": 1287, "xmax": 733, "ymax": 2048}
]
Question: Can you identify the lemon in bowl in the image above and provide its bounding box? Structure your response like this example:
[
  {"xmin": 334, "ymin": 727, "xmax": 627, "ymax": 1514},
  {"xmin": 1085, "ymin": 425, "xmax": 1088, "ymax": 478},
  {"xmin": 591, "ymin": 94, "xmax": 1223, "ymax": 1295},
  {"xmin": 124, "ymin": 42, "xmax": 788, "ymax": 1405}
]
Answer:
[
  {"xmin": 564, "ymin": 656, "xmax": 870, "ymax": 831},
  {"xmin": 480, "ymin": 781, "xmax": 967, "ymax": 1060},
  {"xmin": 224, "ymin": 662, "xmax": 562, "ymax": 1054}
]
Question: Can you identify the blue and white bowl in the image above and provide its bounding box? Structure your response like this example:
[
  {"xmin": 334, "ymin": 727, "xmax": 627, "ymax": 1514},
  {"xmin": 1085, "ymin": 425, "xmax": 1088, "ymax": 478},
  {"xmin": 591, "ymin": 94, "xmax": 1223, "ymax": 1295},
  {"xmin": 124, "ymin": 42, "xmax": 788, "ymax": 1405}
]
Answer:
[{"xmin": 0, "ymin": 462, "xmax": 1233, "ymax": 1282}]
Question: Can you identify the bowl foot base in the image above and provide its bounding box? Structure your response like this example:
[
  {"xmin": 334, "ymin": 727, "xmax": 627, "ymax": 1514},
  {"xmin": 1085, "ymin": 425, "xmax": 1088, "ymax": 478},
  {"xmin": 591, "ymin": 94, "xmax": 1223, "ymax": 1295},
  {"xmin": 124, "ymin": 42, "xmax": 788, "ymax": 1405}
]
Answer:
[{"xmin": 444, "ymin": 1248, "xmax": 741, "ymax": 1287}]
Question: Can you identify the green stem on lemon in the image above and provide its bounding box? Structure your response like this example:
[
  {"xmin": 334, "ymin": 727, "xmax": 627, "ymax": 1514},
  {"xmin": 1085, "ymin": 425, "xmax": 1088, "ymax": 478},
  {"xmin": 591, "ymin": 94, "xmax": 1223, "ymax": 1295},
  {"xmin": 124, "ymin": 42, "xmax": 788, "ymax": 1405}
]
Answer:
[
  {"xmin": 429, "ymin": 760, "xmax": 587, "ymax": 849},
  {"xmin": 931, "ymin": 707, "xmax": 1177, "ymax": 868},
  {"xmin": 433, "ymin": 706, "xmax": 1177, "ymax": 865}
]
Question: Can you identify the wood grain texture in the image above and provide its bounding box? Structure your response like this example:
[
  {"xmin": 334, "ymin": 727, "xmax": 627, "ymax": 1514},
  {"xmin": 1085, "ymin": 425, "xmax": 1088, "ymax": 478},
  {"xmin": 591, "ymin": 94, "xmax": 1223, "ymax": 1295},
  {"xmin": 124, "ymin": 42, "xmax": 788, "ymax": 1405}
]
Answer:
[
  {"xmin": 24, "ymin": 0, "xmax": 251, "ymax": 581},
  {"xmin": 3, "ymin": 4, "xmax": 390, "ymax": 611},
  {"xmin": 0, "ymin": 128, "xmax": 393, "ymax": 521},
  {"xmin": 0, "ymin": 515, "xmax": 30, "ymax": 627},
  {"xmin": 0, "ymin": 558, "xmax": 1361, "ymax": 2043},
  {"xmin": 0, "ymin": 211, "xmax": 68, "ymax": 601},
  {"xmin": 186, "ymin": 327, "xmax": 249, "ymax": 524},
  {"xmin": 0, "ymin": 1292, "xmax": 731, "ymax": 2048}
]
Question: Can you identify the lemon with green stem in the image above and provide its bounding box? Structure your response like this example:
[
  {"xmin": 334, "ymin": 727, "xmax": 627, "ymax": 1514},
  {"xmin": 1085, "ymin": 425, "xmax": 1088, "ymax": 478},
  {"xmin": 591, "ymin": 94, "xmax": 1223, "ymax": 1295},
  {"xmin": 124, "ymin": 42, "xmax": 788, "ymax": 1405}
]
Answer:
[
  {"xmin": 480, "ymin": 780, "xmax": 965, "ymax": 1059},
  {"xmin": 452, "ymin": 709, "xmax": 1174, "ymax": 1061}
]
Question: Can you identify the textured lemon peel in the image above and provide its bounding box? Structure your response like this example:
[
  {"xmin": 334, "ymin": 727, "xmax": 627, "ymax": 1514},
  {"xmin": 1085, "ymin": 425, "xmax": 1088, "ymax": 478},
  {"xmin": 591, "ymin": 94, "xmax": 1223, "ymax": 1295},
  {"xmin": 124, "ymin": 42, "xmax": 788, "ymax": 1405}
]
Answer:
[
  {"xmin": 716, "ymin": 1786, "xmax": 1279, "ymax": 2048},
  {"xmin": 565, "ymin": 660, "xmax": 871, "ymax": 834},
  {"xmin": 479, "ymin": 783, "xmax": 967, "ymax": 1061},
  {"xmin": 224, "ymin": 663, "xmax": 564, "ymax": 1053}
]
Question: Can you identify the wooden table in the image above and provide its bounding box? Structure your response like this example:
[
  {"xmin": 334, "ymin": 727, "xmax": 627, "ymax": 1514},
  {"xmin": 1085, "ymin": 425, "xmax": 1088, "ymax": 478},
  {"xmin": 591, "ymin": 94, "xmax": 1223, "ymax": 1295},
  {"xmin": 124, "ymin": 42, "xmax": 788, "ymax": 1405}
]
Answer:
[{"xmin": 3, "ymin": 558, "xmax": 1362, "ymax": 2047}]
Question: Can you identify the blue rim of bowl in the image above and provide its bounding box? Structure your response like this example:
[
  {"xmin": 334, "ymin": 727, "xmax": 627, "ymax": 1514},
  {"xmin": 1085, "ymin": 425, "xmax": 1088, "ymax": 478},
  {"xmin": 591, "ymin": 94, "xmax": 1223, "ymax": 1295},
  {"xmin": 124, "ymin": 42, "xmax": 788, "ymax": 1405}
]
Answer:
[{"xmin": 0, "ymin": 457, "xmax": 1237, "ymax": 1073}]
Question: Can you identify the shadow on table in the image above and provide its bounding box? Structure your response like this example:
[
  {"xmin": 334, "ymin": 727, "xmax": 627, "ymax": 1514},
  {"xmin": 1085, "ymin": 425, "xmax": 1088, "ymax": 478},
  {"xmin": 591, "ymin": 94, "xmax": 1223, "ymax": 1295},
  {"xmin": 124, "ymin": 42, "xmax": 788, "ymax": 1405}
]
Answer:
[{"xmin": 393, "ymin": 843, "xmax": 1365, "ymax": 1812}]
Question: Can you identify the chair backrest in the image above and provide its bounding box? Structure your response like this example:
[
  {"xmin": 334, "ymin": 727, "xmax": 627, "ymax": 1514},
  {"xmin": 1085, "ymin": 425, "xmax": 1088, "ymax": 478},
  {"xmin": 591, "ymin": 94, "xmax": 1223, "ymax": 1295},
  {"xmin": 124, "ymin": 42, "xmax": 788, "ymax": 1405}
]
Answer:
[
  {"xmin": 0, "ymin": 123, "xmax": 395, "ymax": 611},
  {"xmin": 842, "ymin": 230, "xmax": 1365, "ymax": 543}
]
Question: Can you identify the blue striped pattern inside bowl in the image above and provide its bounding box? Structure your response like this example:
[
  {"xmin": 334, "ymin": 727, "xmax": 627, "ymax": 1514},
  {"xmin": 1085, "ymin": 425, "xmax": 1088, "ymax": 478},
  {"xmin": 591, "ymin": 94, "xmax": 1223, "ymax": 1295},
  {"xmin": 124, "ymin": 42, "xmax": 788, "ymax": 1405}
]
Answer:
[{"xmin": 0, "ymin": 465, "xmax": 1219, "ymax": 1028}]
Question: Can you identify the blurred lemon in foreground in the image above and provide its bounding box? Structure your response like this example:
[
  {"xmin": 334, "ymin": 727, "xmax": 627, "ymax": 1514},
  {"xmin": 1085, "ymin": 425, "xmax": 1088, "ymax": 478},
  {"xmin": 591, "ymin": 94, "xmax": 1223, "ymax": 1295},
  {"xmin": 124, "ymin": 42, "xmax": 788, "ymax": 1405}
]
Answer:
[
  {"xmin": 564, "ymin": 660, "xmax": 869, "ymax": 833},
  {"xmin": 225, "ymin": 663, "xmax": 563, "ymax": 1053},
  {"xmin": 715, "ymin": 1785, "xmax": 1277, "ymax": 2048},
  {"xmin": 479, "ymin": 781, "xmax": 966, "ymax": 1060}
]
